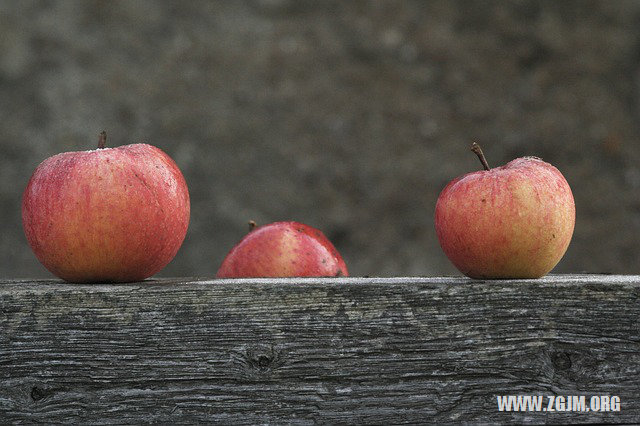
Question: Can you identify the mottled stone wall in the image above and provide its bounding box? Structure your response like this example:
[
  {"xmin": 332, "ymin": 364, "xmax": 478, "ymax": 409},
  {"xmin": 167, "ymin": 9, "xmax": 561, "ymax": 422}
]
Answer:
[{"xmin": 1, "ymin": 0, "xmax": 639, "ymax": 278}]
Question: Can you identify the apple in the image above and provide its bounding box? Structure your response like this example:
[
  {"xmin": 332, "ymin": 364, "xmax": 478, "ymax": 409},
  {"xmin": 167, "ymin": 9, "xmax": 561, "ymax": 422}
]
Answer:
[
  {"xmin": 216, "ymin": 221, "xmax": 348, "ymax": 278},
  {"xmin": 22, "ymin": 132, "xmax": 190, "ymax": 283},
  {"xmin": 434, "ymin": 143, "xmax": 575, "ymax": 279}
]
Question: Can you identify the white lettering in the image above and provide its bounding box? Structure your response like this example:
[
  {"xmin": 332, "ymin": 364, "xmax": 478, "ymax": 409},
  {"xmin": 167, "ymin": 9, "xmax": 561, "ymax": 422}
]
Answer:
[
  {"xmin": 601, "ymin": 395, "xmax": 610, "ymax": 412},
  {"xmin": 547, "ymin": 395, "xmax": 555, "ymax": 412},
  {"xmin": 496, "ymin": 395, "xmax": 510, "ymax": 412},
  {"xmin": 555, "ymin": 396, "xmax": 566, "ymax": 412},
  {"xmin": 529, "ymin": 395, "xmax": 544, "ymax": 411},
  {"xmin": 611, "ymin": 396, "xmax": 621, "ymax": 411},
  {"xmin": 496, "ymin": 394, "xmax": 620, "ymax": 413},
  {"xmin": 591, "ymin": 395, "xmax": 600, "ymax": 412},
  {"xmin": 571, "ymin": 395, "xmax": 586, "ymax": 412}
]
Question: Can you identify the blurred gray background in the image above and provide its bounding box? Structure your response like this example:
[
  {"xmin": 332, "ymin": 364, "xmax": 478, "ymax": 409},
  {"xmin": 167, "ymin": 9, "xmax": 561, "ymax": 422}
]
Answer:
[{"xmin": 1, "ymin": 0, "xmax": 639, "ymax": 279}]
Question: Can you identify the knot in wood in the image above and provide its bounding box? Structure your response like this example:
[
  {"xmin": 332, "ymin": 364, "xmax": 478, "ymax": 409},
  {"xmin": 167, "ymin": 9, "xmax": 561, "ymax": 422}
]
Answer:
[
  {"xmin": 30, "ymin": 386, "xmax": 47, "ymax": 402},
  {"xmin": 550, "ymin": 351, "xmax": 572, "ymax": 371},
  {"xmin": 253, "ymin": 353, "xmax": 273, "ymax": 368},
  {"xmin": 245, "ymin": 344, "xmax": 282, "ymax": 372}
]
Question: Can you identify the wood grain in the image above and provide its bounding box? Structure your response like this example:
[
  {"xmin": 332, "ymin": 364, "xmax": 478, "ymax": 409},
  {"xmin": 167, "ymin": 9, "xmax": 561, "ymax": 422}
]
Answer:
[{"xmin": 1, "ymin": 275, "xmax": 638, "ymax": 424}]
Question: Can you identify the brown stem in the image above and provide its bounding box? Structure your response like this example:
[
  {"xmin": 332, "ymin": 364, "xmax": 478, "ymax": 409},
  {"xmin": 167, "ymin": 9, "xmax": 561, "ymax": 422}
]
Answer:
[
  {"xmin": 98, "ymin": 131, "xmax": 107, "ymax": 149},
  {"xmin": 471, "ymin": 142, "xmax": 490, "ymax": 171},
  {"xmin": 248, "ymin": 220, "xmax": 257, "ymax": 231}
]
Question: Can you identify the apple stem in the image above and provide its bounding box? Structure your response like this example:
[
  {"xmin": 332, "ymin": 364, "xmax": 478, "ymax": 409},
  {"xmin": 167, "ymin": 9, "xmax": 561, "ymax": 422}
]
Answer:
[
  {"xmin": 471, "ymin": 142, "xmax": 490, "ymax": 171},
  {"xmin": 248, "ymin": 220, "xmax": 257, "ymax": 231},
  {"xmin": 98, "ymin": 131, "xmax": 107, "ymax": 149}
]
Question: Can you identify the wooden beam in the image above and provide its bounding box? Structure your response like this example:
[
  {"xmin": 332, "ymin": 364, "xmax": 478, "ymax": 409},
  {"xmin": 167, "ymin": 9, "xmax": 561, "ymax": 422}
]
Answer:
[{"xmin": 1, "ymin": 275, "xmax": 638, "ymax": 423}]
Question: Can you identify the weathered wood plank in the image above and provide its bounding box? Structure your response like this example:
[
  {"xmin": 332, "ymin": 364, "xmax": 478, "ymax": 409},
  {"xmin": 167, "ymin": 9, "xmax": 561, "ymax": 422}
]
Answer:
[{"xmin": 1, "ymin": 275, "xmax": 639, "ymax": 424}]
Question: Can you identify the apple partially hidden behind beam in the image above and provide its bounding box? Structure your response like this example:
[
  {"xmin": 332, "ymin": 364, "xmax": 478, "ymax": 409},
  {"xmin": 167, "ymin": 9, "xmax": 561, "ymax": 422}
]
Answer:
[
  {"xmin": 435, "ymin": 143, "xmax": 575, "ymax": 279},
  {"xmin": 216, "ymin": 221, "xmax": 348, "ymax": 278},
  {"xmin": 22, "ymin": 132, "xmax": 190, "ymax": 283}
]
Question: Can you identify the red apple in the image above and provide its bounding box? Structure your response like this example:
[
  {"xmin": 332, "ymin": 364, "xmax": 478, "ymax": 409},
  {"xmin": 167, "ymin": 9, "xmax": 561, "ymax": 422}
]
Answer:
[
  {"xmin": 434, "ymin": 143, "xmax": 575, "ymax": 279},
  {"xmin": 22, "ymin": 132, "xmax": 190, "ymax": 283},
  {"xmin": 216, "ymin": 221, "xmax": 348, "ymax": 278}
]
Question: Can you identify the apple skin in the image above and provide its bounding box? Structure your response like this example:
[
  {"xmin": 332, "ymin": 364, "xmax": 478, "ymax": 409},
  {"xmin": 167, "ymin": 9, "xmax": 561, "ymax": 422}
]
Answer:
[
  {"xmin": 216, "ymin": 221, "xmax": 348, "ymax": 278},
  {"xmin": 435, "ymin": 156, "xmax": 575, "ymax": 279},
  {"xmin": 22, "ymin": 143, "xmax": 190, "ymax": 283}
]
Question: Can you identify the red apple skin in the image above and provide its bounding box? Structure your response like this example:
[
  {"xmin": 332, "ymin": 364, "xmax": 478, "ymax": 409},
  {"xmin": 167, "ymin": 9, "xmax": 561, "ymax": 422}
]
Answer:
[
  {"xmin": 216, "ymin": 221, "xmax": 348, "ymax": 278},
  {"xmin": 435, "ymin": 157, "xmax": 575, "ymax": 279},
  {"xmin": 22, "ymin": 143, "xmax": 190, "ymax": 283}
]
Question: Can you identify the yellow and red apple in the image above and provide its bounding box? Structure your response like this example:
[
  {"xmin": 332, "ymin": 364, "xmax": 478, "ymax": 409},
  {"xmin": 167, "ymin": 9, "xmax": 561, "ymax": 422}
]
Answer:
[
  {"xmin": 435, "ymin": 143, "xmax": 575, "ymax": 279},
  {"xmin": 22, "ymin": 132, "xmax": 190, "ymax": 283}
]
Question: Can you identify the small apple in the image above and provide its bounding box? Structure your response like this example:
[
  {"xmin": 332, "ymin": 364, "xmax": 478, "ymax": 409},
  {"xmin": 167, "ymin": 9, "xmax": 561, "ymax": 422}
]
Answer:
[
  {"xmin": 216, "ymin": 221, "xmax": 348, "ymax": 278},
  {"xmin": 22, "ymin": 132, "xmax": 190, "ymax": 283},
  {"xmin": 434, "ymin": 143, "xmax": 575, "ymax": 279}
]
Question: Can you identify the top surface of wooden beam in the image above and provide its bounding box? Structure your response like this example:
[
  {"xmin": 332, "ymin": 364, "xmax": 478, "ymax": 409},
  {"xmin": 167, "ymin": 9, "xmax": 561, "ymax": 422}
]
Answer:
[{"xmin": 2, "ymin": 273, "xmax": 640, "ymax": 288}]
